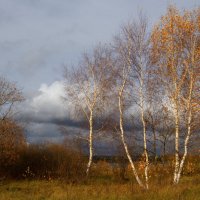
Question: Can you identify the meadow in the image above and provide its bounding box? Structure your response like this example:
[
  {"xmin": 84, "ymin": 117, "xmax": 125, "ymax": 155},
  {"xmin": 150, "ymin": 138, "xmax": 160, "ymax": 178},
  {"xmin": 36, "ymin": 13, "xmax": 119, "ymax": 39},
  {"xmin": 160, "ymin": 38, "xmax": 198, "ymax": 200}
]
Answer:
[
  {"xmin": 0, "ymin": 156, "xmax": 200, "ymax": 200},
  {"xmin": 0, "ymin": 142, "xmax": 199, "ymax": 200},
  {"xmin": 0, "ymin": 175, "xmax": 200, "ymax": 200},
  {"xmin": 0, "ymin": 4, "xmax": 200, "ymax": 200}
]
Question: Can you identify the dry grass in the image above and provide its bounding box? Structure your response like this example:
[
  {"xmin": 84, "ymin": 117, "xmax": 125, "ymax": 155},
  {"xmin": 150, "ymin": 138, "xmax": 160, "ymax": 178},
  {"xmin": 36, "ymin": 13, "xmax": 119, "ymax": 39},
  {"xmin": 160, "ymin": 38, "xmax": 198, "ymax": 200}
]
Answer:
[
  {"xmin": 0, "ymin": 175, "xmax": 200, "ymax": 200},
  {"xmin": 0, "ymin": 157, "xmax": 200, "ymax": 200}
]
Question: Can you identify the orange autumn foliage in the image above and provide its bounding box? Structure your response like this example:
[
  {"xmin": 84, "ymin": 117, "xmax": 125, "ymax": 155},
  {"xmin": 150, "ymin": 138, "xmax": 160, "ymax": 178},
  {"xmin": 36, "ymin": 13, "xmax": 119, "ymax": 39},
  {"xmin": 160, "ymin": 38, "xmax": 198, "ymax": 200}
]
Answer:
[{"xmin": 0, "ymin": 119, "xmax": 26, "ymax": 167}]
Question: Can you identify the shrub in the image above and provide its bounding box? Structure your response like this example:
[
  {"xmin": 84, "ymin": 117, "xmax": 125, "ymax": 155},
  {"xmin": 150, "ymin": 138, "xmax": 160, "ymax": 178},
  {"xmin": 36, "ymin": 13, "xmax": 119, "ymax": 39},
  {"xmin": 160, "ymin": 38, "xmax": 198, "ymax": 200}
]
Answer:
[
  {"xmin": 5, "ymin": 143, "xmax": 86, "ymax": 182},
  {"xmin": 0, "ymin": 119, "xmax": 26, "ymax": 176}
]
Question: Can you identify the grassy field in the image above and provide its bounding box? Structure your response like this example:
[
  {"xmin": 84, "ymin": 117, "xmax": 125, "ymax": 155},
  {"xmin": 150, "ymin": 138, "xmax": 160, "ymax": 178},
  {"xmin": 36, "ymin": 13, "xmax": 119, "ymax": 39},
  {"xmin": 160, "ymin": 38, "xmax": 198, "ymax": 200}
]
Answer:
[{"xmin": 0, "ymin": 175, "xmax": 200, "ymax": 200}]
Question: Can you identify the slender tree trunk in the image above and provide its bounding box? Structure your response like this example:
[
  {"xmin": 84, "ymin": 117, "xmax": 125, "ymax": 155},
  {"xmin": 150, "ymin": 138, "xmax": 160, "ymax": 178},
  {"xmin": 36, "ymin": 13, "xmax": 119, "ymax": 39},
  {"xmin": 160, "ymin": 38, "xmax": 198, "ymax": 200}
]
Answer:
[
  {"xmin": 176, "ymin": 78, "xmax": 193, "ymax": 183},
  {"xmin": 118, "ymin": 87, "xmax": 145, "ymax": 188},
  {"xmin": 141, "ymin": 102, "xmax": 149, "ymax": 189},
  {"xmin": 176, "ymin": 125, "xmax": 191, "ymax": 182},
  {"xmin": 173, "ymin": 97, "xmax": 180, "ymax": 184},
  {"xmin": 86, "ymin": 111, "xmax": 93, "ymax": 176},
  {"xmin": 140, "ymin": 81, "xmax": 149, "ymax": 189}
]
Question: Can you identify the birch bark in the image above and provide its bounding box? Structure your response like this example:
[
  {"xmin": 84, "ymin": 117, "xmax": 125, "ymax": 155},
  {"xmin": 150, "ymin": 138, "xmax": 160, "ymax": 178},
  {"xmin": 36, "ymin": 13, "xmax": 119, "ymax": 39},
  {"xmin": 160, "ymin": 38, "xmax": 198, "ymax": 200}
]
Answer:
[{"xmin": 118, "ymin": 78, "xmax": 145, "ymax": 188}]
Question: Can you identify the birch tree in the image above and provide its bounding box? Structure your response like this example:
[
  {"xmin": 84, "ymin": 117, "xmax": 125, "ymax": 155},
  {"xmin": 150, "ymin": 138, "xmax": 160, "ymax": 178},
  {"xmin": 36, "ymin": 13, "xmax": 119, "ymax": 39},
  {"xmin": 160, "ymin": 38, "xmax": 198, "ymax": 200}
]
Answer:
[
  {"xmin": 118, "ymin": 16, "xmax": 150, "ymax": 189},
  {"xmin": 64, "ymin": 45, "xmax": 113, "ymax": 176},
  {"xmin": 175, "ymin": 9, "xmax": 200, "ymax": 183},
  {"xmin": 112, "ymin": 14, "xmax": 151, "ymax": 189},
  {"xmin": 151, "ymin": 6, "xmax": 200, "ymax": 184},
  {"xmin": 113, "ymin": 36, "xmax": 145, "ymax": 188}
]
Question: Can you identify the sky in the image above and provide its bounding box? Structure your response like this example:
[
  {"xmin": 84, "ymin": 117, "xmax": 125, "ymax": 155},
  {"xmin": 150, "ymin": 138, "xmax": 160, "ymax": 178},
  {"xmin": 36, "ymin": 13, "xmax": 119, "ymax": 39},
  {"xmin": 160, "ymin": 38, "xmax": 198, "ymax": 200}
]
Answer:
[{"xmin": 0, "ymin": 0, "xmax": 199, "ymax": 144}]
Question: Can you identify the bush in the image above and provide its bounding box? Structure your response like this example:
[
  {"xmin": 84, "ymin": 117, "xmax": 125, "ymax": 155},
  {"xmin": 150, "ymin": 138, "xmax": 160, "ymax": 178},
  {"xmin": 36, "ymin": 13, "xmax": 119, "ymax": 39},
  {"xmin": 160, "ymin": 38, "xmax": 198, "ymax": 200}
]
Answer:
[
  {"xmin": 0, "ymin": 119, "xmax": 26, "ymax": 176},
  {"xmin": 4, "ymin": 143, "xmax": 86, "ymax": 182},
  {"xmin": 183, "ymin": 155, "xmax": 200, "ymax": 175}
]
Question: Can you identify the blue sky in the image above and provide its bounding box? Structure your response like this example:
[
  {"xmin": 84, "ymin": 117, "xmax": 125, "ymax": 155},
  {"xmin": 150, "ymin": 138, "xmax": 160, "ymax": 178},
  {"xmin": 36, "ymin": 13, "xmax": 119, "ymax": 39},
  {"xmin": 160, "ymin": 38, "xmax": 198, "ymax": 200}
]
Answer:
[{"xmin": 0, "ymin": 0, "xmax": 199, "ymax": 143}]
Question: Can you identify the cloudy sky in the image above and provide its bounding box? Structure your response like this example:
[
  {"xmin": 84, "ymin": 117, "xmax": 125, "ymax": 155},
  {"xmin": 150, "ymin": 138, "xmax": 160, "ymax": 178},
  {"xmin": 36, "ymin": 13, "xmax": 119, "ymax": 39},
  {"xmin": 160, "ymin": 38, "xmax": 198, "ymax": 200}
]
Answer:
[{"xmin": 0, "ymin": 0, "xmax": 198, "ymax": 143}]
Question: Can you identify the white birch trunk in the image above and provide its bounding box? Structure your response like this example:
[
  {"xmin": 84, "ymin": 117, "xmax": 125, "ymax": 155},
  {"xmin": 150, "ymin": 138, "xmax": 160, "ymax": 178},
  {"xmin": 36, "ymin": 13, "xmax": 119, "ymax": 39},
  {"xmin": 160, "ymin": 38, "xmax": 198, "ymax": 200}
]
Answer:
[
  {"xmin": 176, "ymin": 79, "xmax": 193, "ymax": 183},
  {"xmin": 86, "ymin": 111, "xmax": 93, "ymax": 176},
  {"xmin": 173, "ymin": 95, "xmax": 180, "ymax": 184},
  {"xmin": 140, "ymin": 83, "xmax": 149, "ymax": 189},
  {"xmin": 176, "ymin": 125, "xmax": 191, "ymax": 183},
  {"xmin": 118, "ymin": 85, "xmax": 145, "ymax": 188},
  {"xmin": 141, "ymin": 107, "xmax": 149, "ymax": 189}
]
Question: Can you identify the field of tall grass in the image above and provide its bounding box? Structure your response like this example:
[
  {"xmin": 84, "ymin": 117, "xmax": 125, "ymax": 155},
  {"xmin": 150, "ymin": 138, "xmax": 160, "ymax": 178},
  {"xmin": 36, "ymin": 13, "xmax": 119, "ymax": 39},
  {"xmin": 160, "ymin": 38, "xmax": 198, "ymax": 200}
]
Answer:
[
  {"xmin": 0, "ymin": 175, "xmax": 200, "ymax": 200},
  {"xmin": 0, "ymin": 143, "xmax": 200, "ymax": 199}
]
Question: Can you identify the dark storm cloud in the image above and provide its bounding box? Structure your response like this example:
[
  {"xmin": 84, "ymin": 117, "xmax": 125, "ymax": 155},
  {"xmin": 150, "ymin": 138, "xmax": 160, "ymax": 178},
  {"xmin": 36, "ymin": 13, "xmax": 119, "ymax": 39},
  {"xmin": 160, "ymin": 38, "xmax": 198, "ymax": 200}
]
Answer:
[{"xmin": 25, "ymin": 122, "xmax": 65, "ymax": 143}]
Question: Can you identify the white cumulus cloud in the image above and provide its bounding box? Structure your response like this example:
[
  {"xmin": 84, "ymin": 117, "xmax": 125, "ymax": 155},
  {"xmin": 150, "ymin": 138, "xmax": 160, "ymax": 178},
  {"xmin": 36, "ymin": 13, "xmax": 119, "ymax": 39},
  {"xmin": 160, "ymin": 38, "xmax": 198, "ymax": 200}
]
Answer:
[{"xmin": 20, "ymin": 81, "xmax": 71, "ymax": 124}]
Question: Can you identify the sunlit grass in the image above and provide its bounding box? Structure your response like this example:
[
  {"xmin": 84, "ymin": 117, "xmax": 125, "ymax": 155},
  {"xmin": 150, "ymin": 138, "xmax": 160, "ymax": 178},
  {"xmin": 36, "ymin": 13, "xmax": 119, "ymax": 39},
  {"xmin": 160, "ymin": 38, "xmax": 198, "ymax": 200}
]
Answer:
[{"xmin": 0, "ymin": 175, "xmax": 200, "ymax": 200}]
